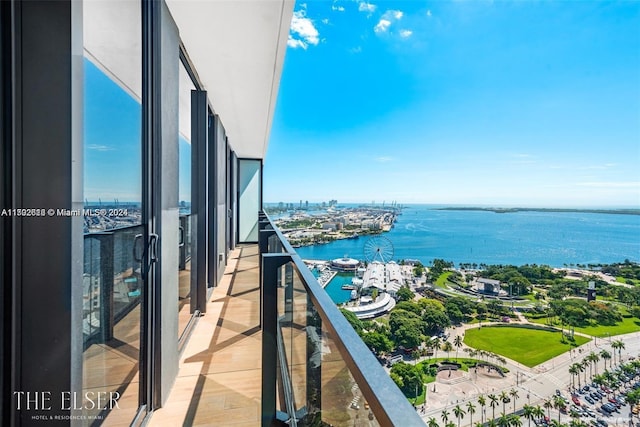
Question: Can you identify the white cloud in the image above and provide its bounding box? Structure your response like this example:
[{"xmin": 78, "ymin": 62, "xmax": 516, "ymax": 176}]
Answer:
[
  {"xmin": 287, "ymin": 36, "xmax": 308, "ymax": 49},
  {"xmin": 374, "ymin": 19, "xmax": 391, "ymax": 33},
  {"xmin": 321, "ymin": 18, "xmax": 329, "ymax": 24},
  {"xmin": 332, "ymin": 5, "xmax": 345, "ymax": 12},
  {"xmin": 374, "ymin": 9, "xmax": 404, "ymax": 34},
  {"xmin": 349, "ymin": 46, "xmax": 363, "ymax": 53},
  {"xmin": 399, "ymin": 29, "xmax": 413, "ymax": 38},
  {"xmin": 358, "ymin": 2, "xmax": 376, "ymax": 13},
  {"xmin": 427, "ymin": 9, "xmax": 432, "ymax": 17},
  {"xmin": 88, "ymin": 144, "xmax": 115, "ymax": 152},
  {"xmin": 288, "ymin": 10, "xmax": 319, "ymax": 49}
]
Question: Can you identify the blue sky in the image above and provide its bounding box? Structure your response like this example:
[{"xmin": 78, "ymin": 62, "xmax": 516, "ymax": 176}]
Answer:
[
  {"xmin": 84, "ymin": 59, "xmax": 191, "ymax": 205},
  {"xmin": 264, "ymin": 0, "xmax": 640, "ymax": 207}
]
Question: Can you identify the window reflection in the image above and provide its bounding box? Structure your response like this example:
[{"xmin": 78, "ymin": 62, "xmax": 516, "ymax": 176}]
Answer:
[{"xmin": 82, "ymin": 0, "xmax": 142, "ymax": 424}]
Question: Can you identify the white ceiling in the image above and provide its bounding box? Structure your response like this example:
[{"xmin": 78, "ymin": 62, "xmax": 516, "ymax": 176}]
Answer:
[{"xmin": 166, "ymin": 0, "xmax": 294, "ymax": 159}]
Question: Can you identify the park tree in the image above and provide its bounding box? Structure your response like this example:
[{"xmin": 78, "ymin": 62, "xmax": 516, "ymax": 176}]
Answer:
[
  {"xmin": 390, "ymin": 362, "xmax": 424, "ymax": 398},
  {"xmin": 429, "ymin": 258, "xmax": 454, "ymax": 281},
  {"xmin": 395, "ymin": 300, "xmax": 423, "ymax": 316},
  {"xmin": 419, "ymin": 298, "xmax": 446, "ymax": 312},
  {"xmin": 413, "ymin": 262, "xmax": 425, "ymax": 277},
  {"xmin": 361, "ymin": 331, "xmax": 394, "ymax": 354},
  {"xmin": 339, "ymin": 308, "xmax": 363, "ymax": 334},
  {"xmin": 389, "ymin": 309, "xmax": 424, "ymax": 349},
  {"xmin": 393, "ymin": 324, "xmax": 422, "ymax": 349},
  {"xmin": 453, "ymin": 335, "xmax": 463, "ymax": 361},
  {"xmin": 423, "ymin": 308, "xmax": 450, "ymax": 335},
  {"xmin": 396, "ymin": 285, "xmax": 415, "ymax": 302},
  {"xmin": 441, "ymin": 341, "xmax": 454, "ymax": 360}
]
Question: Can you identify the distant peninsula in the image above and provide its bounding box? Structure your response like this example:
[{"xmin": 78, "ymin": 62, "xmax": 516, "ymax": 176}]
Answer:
[{"xmin": 435, "ymin": 207, "xmax": 640, "ymax": 216}]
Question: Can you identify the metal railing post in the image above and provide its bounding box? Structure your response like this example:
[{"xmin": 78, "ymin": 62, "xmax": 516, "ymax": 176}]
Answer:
[
  {"xmin": 261, "ymin": 253, "xmax": 291, "ymax": 427},
  {"xmin": 98, "ymin": 233, "xmax": 115, "ymax": 343}
]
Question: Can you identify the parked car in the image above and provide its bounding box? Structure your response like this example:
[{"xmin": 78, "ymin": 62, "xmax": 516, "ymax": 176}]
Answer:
[{"xmin": 585, "ymin": 396, "xmax": 594, "ymax": 404}]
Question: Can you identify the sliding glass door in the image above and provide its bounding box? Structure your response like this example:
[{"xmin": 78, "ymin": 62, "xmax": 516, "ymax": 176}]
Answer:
[{"xmin": 82, "ymin": 0, "xmax": 146, "ymax": 423}]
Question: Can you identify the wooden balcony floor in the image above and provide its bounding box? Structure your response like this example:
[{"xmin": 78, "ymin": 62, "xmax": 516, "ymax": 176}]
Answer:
[{"xmin": 148, "ymin": 245, "xmax": 262, "ymax": 427}]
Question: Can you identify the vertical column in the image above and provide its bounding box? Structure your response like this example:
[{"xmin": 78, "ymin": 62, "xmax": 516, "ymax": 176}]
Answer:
[
  {"xmin": 98, "ymin": 234, "xmax": 115, "ymax": 343},
  {"xmin": 154, "ymin": 0, "xmax": 180, "ymax": 407},
  {"xmin": 0, "ymin": 1, "xmax": 12, "ymax": 422},
  {"xmin": 191, "ymin": 90, "xmax": 208, "ymax": 313},
  {"xmin": 261, "ymin": 254, "xmax": 290, "ymax": 427},
  {"xmin": 11, "ymin": 1, "xmax": 83, "ymax": 424}
]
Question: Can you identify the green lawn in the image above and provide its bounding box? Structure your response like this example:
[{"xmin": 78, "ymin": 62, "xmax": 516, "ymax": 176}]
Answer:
[
  {"xmin": 408, "ymin": 386, "xmax": 427, "ymax": 406},
  {"xmin": 617, "ymin": 276, "xmax": 640, "ymax": 286},
  {"xmin": 435, "ymin": 272, "xmax": 453, "ymax": 288},
  {"xmin": 572, "ymin": 316, "xmax": 640, "ymax": 337},
  {"xmin": 464, "ymin": 326, "xmax": 590, "ymax": 367},
  {"xmin": 529, "ymin": 315, "xmax": 640, "ymax": 337}
]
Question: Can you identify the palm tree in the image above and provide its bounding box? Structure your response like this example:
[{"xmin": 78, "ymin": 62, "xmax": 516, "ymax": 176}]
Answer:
[
  {"xmin": 509, "ymin": 414, "xmax": 523, "ymax": 427},
  {"xmin": 543, "ymin": 399, "xmax": 553, "ymax": 420},
  {"xmin": 523, "ymin": 404, "xmax": 535, "ymax": 427},
  {"xmin": 454, "ymin": 335, "xmax": 463, "ymax": 361},
  {"xmin": 478, "ymin": 395, "xmax": 487, "ymax": 424},
  {"xmin": 499, "ymin": 390, "xmax": 509, "ymax": 415},
  {"xmin": 581, "ymin": 360, "xmax": 588, "ymax": 385},
  {"xmin": 509, "ymin": 388, "xmax": 519, "ymax": 413},
  {"xmin": 487, "ymin": 420, "xmax": 498, "ymax": 427},
  {"xmin": 532, "ymin": 405, "xmax": 545, "ymax": 424},
  {"xmin": 599, "ymin": 349, "xmax": 611, "ymax": 371},
  {"xmin": 442, "ymin": 341, "xmax": 454, "ymax": 361},
  {"xmin": 589, "ymin": 351, "xmax": 600, "ymax": 376},
  {"xmin": 428, "ymin": 417, "xmax": 439, "ymax": 427},
  {"xmin": 568, "ymin": 363, "xmax": 580, "ymax": 390},
  {"xmin": 574, "ymin": 362, "xmax": 583, "ymax": 389},
  {"xmin": 466, "ymin": 402, "xmax": 476, "ymax": 427},
  {"xmin": 442, "ymin": 409, "xmax": 451, "ymax": 425},
  {"xmin": 552, "ymin": 394, "xmax": 565, "ymax": 423},
  {"xmin": 592, "ymin": 374, "xmax": 606, "ymax": 401},
  {"xmin": 488, "ymin": 394, "xmax": 499, "ymax": 421},
  {"xmin": 496, "ymin": 413, "xmax": 510, "ymax": 427},
  {"xmin": 453, "ymin": 404, "xmax": 466, "ymax": 427},
  {"xmin": 446, "ymin": 423, "xmax": 456, "ymax": 427},
  {"xmin": 432, "ymin": 337, "xmax": 441, "ymax": 361},
  {"xmin": 612, "ymin": 340, "xmax": 625, "ymax": 365}
]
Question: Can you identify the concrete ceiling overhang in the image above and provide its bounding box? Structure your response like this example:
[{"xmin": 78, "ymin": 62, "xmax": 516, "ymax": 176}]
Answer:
[{"xmin": 166, "ymin": 0, "xmax": 294, "ymax": 159}]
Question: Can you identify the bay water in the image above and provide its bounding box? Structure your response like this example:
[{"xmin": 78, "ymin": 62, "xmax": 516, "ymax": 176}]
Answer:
[{"xmin": 294, "ymin": 205, "xmax": 640, "ymax": 268}]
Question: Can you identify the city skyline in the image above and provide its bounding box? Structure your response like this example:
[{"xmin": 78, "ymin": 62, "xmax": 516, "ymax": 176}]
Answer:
[{"xmin": 264, "ymin": 0, "xmax": 640, "ymax": 208}]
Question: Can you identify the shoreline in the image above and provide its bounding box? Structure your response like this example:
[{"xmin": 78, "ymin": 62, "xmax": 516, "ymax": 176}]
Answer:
[{"xmin": 435, "ymin": 206, "xmax": 640, "ymax": 215}]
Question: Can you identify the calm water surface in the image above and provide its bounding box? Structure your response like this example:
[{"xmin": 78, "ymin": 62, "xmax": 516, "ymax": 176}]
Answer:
[{"xmin": 295, "ymin": 205, "xmax": 640, "ymax": 267}]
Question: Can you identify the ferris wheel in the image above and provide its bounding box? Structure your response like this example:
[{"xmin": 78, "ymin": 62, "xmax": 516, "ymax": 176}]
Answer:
[{"xmin": 363, "ymin": 236, "xmax": 394, "ymax": 263}]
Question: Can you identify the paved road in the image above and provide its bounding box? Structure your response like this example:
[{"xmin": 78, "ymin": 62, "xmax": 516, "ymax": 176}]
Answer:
[{"xmin": 419, "ymin": 328, "xmax": 640, "ymax": 426}]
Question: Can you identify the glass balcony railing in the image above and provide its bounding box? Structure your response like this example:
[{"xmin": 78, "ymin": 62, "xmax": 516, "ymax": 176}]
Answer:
[
  {"xmin": 83, "ymin": 224, "xmax": 144, "ymax": 347},
  {"xmin": 258, "ymin": 212, "xmax": 424, "ymax": 427}
]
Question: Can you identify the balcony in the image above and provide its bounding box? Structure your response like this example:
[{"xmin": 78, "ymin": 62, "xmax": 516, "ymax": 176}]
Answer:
[{"xmin": 133, "ymin": 213, "xmax": 424, "ymax": 426}]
